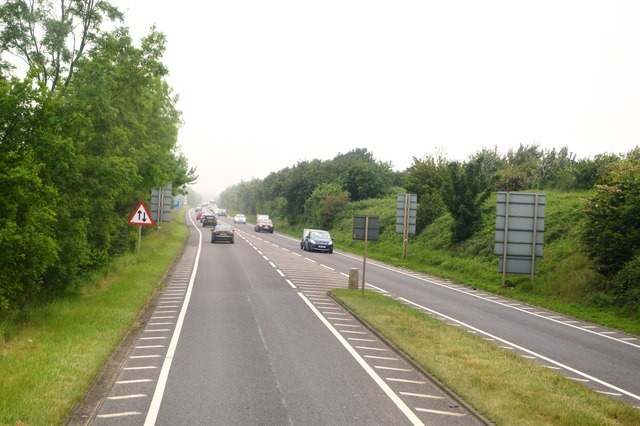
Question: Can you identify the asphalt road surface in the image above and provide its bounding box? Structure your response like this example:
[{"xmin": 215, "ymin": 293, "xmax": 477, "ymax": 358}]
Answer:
[
  {"xmin": 86, "ymin": 209, "xmax": 640, "ymax": 425},
  {"xmin": 88, "ymin": 212, "xmax": 487, "ymax": 425}
]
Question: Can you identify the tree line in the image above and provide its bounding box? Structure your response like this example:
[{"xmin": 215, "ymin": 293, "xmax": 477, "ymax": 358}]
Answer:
[
  {"xmin": 0, "ymin": 1, "xmax": 195, "ymax": 316},
  {"xmin": 220, "ymin": 144, "xmax": 640, "ymax": 314}
]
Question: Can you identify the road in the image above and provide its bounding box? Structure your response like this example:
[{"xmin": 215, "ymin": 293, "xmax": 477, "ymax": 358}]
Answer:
[
  {"xmin": 88, "ymin": 210, "xmax": 640, "ymax": 424},
  {"xmin": 89, "ymin": 212, "xmax": 486, "ymax": 425}
]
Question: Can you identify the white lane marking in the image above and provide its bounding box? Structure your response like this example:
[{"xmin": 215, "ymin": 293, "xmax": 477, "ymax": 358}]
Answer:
[
  {"xmin": 376, "ymin": 366, "xmax": 413, "ymax": 372},
  {"xmin": 276, "ymin": 269, "xmax": 285, "ymax": 277},
  {"xmin": 145, "ymin": 214, "xmax": 201, "ymax": 426},
  {"xmin": 400, "ymin": 297, "xmax": 640, "ymax": 403},
  {"xmin": 285, "ymin": 279, "xmax": 297, "ymax": 289},
  {"xmin": 400, "ymin": 391, "xmax": 444, "ymax": 399},
  {"xmin": 98, "ymin": 412, "xmax": 141, "ymax": 418},
  {"xmin": 108, "ymin": 394, "xmax": 147, "ymax": 400},
  {"xmin": 125, "ymin": 366, "xmax": 158, "ymax": 371},
  {"xmin": 298, "ymin": 293, "xmax": 424, "ymax": 426},
  {"xmin": 116, "ymin": 379, "xmax": 153, "ymax": 384},
  {"xmin": 415, "ymin": 408, "xmax": 467, "ymax": 417},
  {"xmin": 387, "ymin": 377, "xmax": 427, "ymax": 385}
]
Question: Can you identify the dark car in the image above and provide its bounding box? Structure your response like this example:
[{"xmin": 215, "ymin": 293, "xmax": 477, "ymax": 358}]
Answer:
[
  {"xmin": 254, "ymin": 218, "xmax": 274, "ymax": 233},
  {"xmin": 202, "ymin": 214, "xmax": 217, "ymax": 227},
  {"xmin": 211, "ymin": 224, "xmax": 234, "ymax": 243},
  {"xmin": 301, "ymin": 229, "xmax": 333, "ymax": 253}
]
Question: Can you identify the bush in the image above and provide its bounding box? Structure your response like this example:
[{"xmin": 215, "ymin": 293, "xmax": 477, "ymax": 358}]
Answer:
[{"xmin": 611, "ymin": 253, "xmax": 640, "ymax": 314}]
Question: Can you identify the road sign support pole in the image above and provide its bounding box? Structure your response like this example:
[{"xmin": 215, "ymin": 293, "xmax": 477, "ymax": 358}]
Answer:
[
  {"xmin": 402, "ymin": 194, "xmax": 410, "ymax": 259},
  {"xmin": 362, "ymin": 216, "xmax": 369, "ymax": 292},
  {"xmin": 531, "ymin": 193, "xmax": 539, "ymax": 281},
  {"xmin": 137, "ymin": 226, "xmax": 142, "ymax": 255},
  {"xmin": 501, "ymin": 192, "xmax": 510, "ymax": 286}
]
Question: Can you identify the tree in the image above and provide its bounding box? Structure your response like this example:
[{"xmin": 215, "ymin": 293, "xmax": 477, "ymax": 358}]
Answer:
[
  {"xmin": 0, "ymin": 0, "xmax": 123, "ymax": 90},
  {"xmin": 403, "ymin": 154, "xmax": 447, "ymax": 232},
  {"xmin": 441, "ymin": 158, "xmax": 493, "ymax": 243},
  {"xmin": 583, "ymin": 159, "xmax": 640, "ymax": 276}
]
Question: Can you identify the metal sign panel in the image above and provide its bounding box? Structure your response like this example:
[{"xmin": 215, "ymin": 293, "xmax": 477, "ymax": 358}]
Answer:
[
  {"xmin": 353, "ymin": 215, "xmax": 379, "ymax": 241},
  {"xmin": 495, "ymin": 192, "xmax": 545, "ymax": 276},
  {"xmin": 150, "ymin": 184, "xmax": 173, "ymax": 222},
  {"xmin": 396, "ymin": 193, "xmax": 417, "ymax": 235}
]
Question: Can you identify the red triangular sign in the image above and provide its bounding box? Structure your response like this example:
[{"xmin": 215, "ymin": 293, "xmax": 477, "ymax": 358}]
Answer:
[{"xmin": 128, "ymin": 201, "xmax": 155, "ymax": 226}]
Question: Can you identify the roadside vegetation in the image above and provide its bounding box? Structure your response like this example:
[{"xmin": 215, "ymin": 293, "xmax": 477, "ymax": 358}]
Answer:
[{"xmin": 0, "ymin": 209, "xmax": 187, "ymax": 425}]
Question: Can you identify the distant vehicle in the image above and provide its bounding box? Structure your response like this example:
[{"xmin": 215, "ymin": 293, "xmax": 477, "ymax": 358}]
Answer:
[
  {"xmin": 217, "ymin": 209, "xmax": 227, "ymax": 217},
  {"xmin": 301, "ymin": 229, "xmax": 333, "ymax": 253},
  {"xmin": 211, "ymin": 224, "xmax": 234, "ymax": 243},
  {"xmin": 255, "ymin": 216, "xmax": 274, "ymax": 233},
  {"xmin": 202, "ymin": 214, "xmax": 217, "ymax": 227},
  {"xmin": 195, "ymin": 210, "xmax": 203, "ymax": 221},
  {"xmin": 233, "ymin": 214, "xmax": 247, "ymax": 224}
]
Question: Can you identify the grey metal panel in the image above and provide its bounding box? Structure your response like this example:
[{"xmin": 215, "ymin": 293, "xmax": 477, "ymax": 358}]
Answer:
[
  {"xmin": 353, "ymin": 215, "xmax": 379, "ymax": 241},
  {"xmin": 496, "ymin": 202, "xmax": 546, "ymax": 218},
  {"xmin": 495, "ymin": 216, "xmax": 545, "ymax": 232},
  {"xmin": 495, "ymin": 242, "xmax": 544, "ymax": 257},
  {"xmin": 494, "ymin": 230, "xmax": 545, "ymax": 245},
  {"xmin": 498, "ymin": 257, "xmax": 537, "ymax": 274}
]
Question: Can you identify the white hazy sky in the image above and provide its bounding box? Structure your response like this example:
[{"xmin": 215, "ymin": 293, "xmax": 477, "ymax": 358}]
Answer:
[{"xmin": 111, "ymin": 0, "xmax": 640, "ymax": 200}]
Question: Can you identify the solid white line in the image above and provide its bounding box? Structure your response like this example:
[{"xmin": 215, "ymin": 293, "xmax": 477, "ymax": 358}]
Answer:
[
  {"xmin": 145, "ymin": 214, "xmax": 201, "ymax": 426},
  {"xmin": 298, "ymin": 293, "xmax": 424, "ymax": 425},
  {"xmin": 399, "ymin": 297, "xmax": 640, "ymax": 402},
  {"xmin": 387, "ymin": 377, "xmax": 426, "ymax": 384}
]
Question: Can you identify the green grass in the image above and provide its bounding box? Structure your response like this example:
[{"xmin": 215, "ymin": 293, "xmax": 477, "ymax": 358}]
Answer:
[
  {"xmin": 332, "ymin": 289, "xmax": 640, "ymax": 426},
  {"xmin": 0, "ymin": 209, "xmax": 188, "ymax": 426}
]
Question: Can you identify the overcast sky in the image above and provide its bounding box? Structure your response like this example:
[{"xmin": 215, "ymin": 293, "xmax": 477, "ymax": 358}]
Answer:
[{"xmin": 112, "ymin": 0, "xmax": 640, "ymax": 200}]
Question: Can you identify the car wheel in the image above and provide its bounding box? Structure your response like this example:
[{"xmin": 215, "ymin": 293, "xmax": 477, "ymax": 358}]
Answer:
[
  {"xmin": 231, "ymin": 238, "xmax": 234, "ymax": 244},
  {"xmin": 211, "ymin": 236, "xmax": 215, "ymax": 243},
  {"xmin": 329, "ymin": 248, "xmax": 333, "ymax": 254}
]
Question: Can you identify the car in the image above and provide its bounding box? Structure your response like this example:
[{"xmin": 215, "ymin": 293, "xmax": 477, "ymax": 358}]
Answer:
[
  {"xmin": 233, "ymin": 214, "xmax": 247, "ymax": 224},
  {"xmin": 301, "ymin": 229, "xmax": 333, "ymax": 253},
  {"xmin": 202, "ymin": 214, "xmax": 217, "ymax": 227},
  {"xmin": 195, "ymin": 210, "xmax": 203, "ymax": 221},
  {"xmin": 217, "ymin": 209, "xmax": 227, "ymax": 217},
  {"xmin": 255, "ymin": 218, "xmax": 274, "ymax": 233},
  {"xmin": 211, "ymin": 224, "xmax": 234, "ymax": 243}
]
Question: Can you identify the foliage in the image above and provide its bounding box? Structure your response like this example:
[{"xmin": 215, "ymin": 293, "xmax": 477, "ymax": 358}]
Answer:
[
  {"xmin": 583, "ymin": 159, "xmax": 640, "ymax": 276},
  {"xmin": 441, "ymin": 158, "xmax": 494, "ymax": 243},
  {"xmin": 0, "ymin": 2, "xmax": 195, "ymax": 316},
  {"xmin": 610, "ymin": 253, "xmax": 640, "ymax": 315},
  {"xmin": 303, "ymin": 182, "xmax": 349, "ymax": 229},
  {"xmin": 0, "ymin": 0, "xmax": 123, "ymax": 91}
]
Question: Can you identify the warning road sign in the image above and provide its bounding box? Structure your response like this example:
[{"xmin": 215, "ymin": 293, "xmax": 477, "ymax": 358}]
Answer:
[{"xmin": 128, "ymin": 201, "xmax": 155, "ymax": 226}]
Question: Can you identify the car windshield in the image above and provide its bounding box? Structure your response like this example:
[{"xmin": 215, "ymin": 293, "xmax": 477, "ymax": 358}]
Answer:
[
  {"xmin": 311, "ymin": 231, "xmax": 330, "ymax": 239},
  {"xmin": 215, "ymin": 225, "xmax": 232, "ymax": 232},
  {"xmin": 236, "ymin": 215, "xmax": 245, "ymax": 218}
]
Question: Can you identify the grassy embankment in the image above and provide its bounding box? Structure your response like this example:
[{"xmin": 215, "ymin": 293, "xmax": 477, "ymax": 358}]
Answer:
[{"xmin": 0, "ymin": 209, "xmax": 188, "ymax": 426}]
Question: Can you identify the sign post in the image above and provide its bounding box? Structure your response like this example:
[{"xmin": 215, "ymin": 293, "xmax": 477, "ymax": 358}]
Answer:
[
  {"xmin": 128, "ymin": 201, "xmax": 155, "ymax": 254},
  {"xmin": 353, "ymin": 215, "xmax": 379, "ymax": 292},
  {"xmin": 396, "ymin": 193, "xmax": 417, "ymax": 259}
]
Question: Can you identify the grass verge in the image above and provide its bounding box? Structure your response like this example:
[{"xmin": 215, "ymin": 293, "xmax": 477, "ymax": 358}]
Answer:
[
  {"xmin": 0, "ymin": 209, "xmax": 188, "ymax": 426},
  {"xmin": 331, "ymin": 289, "xmax": 640, "ymax": 425}
]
